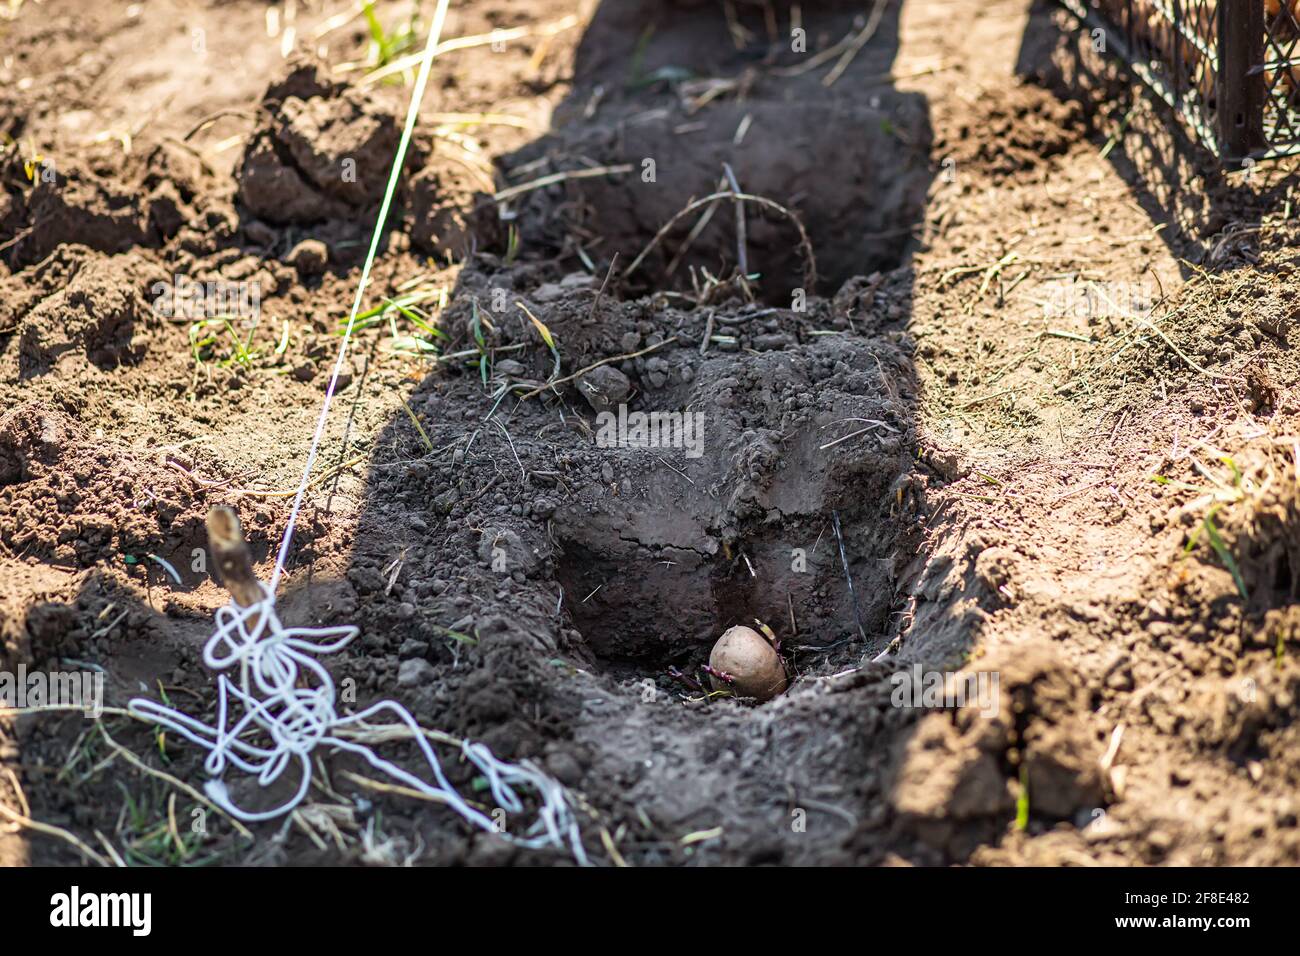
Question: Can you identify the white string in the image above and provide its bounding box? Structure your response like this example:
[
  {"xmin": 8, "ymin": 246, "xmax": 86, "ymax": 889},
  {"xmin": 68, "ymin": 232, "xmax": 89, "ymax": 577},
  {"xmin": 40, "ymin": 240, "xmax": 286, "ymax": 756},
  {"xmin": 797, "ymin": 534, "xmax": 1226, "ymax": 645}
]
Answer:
[
  {"xmin": 128, "ymin": 590, "xmax": 588, "ymax": 861},
  {"xmin": 127, "ymin": 0, "xmax": 590, "ymax": 863},
  {"xmin": 270, "ymin": 0, "xmax": 449, "ymax": 594}
]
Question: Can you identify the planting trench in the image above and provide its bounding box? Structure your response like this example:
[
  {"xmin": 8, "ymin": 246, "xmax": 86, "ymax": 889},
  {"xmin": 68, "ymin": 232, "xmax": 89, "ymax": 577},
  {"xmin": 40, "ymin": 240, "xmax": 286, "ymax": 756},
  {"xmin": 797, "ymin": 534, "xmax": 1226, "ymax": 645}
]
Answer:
[
  {"xmin": 318, "ymin": 0, "xmax": 953, "ymax": 854},
  {"xmin": 480, "ymin": 0, "xmax": 934, "ymax": 677}
]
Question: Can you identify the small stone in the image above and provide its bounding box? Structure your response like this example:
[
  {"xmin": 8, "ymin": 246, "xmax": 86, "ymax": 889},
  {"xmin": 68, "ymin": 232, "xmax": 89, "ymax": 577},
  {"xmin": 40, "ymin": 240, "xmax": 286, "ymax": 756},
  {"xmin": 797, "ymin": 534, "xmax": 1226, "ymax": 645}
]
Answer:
[
  {"xmin": 545, "ymin": 750, "xmax": 584, "ymax": 786},
  {"xmin": 477, "ymin": 527, "xmax": 543, "ymax": 577},
  {"xmin": 397, "ymin": 657, "xmax": 436, "ymax": 687},
  {"xmin": 753, "ymin": 333, "xmax": 793, "ymax": 351},
  {"xmin": 532, "ymin": 282, "xmax": 566, "ymax": 303},
  {"xmin": 397, "ymin": 638, "xmax": 427, "ymax": 659},
  {"xmin": 576, "ymin": 365, "xmax": 631, "ymax": 413},
  {"xmin": 559, "ymin": 272, "xmax": 595, "ymax": 290}
]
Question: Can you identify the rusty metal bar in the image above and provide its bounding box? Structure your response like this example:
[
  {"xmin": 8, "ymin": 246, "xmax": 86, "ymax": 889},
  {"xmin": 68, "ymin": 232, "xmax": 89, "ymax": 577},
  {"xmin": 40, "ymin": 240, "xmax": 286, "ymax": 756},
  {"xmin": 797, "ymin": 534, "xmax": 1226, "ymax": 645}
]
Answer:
[{"xmin": 1217, "ymin": 0, "xmax": 1267, "ymax": 160}]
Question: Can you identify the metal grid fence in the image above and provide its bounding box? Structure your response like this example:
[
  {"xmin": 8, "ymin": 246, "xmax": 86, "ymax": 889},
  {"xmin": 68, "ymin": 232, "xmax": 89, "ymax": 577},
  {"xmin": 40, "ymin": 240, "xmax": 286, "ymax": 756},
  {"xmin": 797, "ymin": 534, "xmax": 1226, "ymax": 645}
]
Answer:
[{"xmin": 1059, "ymin": 0, "xmax": 1300, "ymax": 162}]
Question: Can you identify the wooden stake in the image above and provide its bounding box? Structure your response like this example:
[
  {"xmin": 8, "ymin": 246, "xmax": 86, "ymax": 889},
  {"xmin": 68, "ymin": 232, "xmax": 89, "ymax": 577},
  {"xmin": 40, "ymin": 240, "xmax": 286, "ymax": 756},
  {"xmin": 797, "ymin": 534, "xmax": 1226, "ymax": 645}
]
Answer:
[{"xmin": 206, "ymin": 506, "xmax": 263, "ymax": 609}]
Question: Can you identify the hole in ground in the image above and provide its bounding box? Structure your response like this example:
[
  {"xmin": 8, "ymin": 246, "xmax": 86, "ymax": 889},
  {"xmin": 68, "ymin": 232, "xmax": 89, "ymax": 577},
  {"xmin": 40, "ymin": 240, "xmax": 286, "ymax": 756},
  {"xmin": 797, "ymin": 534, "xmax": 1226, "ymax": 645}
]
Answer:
[
  {"xmin": 507, "ymin": 100, "xmax": 932, "ymax": 304},
  {"xmin": 498, "ymin": 0, "xmax": 933, "ymax": 304},
  {"xmin": 554, "ymin": 504, "xmax": 905, "ymax": 682}
]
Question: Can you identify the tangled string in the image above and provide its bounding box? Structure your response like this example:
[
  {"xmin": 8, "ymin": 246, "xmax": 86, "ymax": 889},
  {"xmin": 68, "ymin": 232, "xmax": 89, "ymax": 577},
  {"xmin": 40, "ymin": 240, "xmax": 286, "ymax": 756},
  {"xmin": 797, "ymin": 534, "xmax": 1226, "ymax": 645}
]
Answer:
[{"xmin": 129, "ymin": 585, "xmax": 586, "ymax": 863}]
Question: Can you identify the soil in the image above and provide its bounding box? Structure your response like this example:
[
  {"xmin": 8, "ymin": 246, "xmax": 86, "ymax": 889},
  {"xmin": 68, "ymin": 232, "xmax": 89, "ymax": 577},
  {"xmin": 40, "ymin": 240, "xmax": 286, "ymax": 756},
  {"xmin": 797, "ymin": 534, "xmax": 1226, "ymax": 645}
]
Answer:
[{"xmin": 2, "ymin": 0, "xmax": 1300, "ymax": 867}]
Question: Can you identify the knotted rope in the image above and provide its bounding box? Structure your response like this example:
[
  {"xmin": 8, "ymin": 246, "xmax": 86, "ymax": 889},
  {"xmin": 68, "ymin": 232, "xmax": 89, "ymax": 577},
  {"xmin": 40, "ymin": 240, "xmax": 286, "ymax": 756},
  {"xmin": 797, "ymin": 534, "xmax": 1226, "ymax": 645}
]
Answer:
[{"xmin": 129, "ymin": 585, "xmax": 587, "ymax": 861}]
